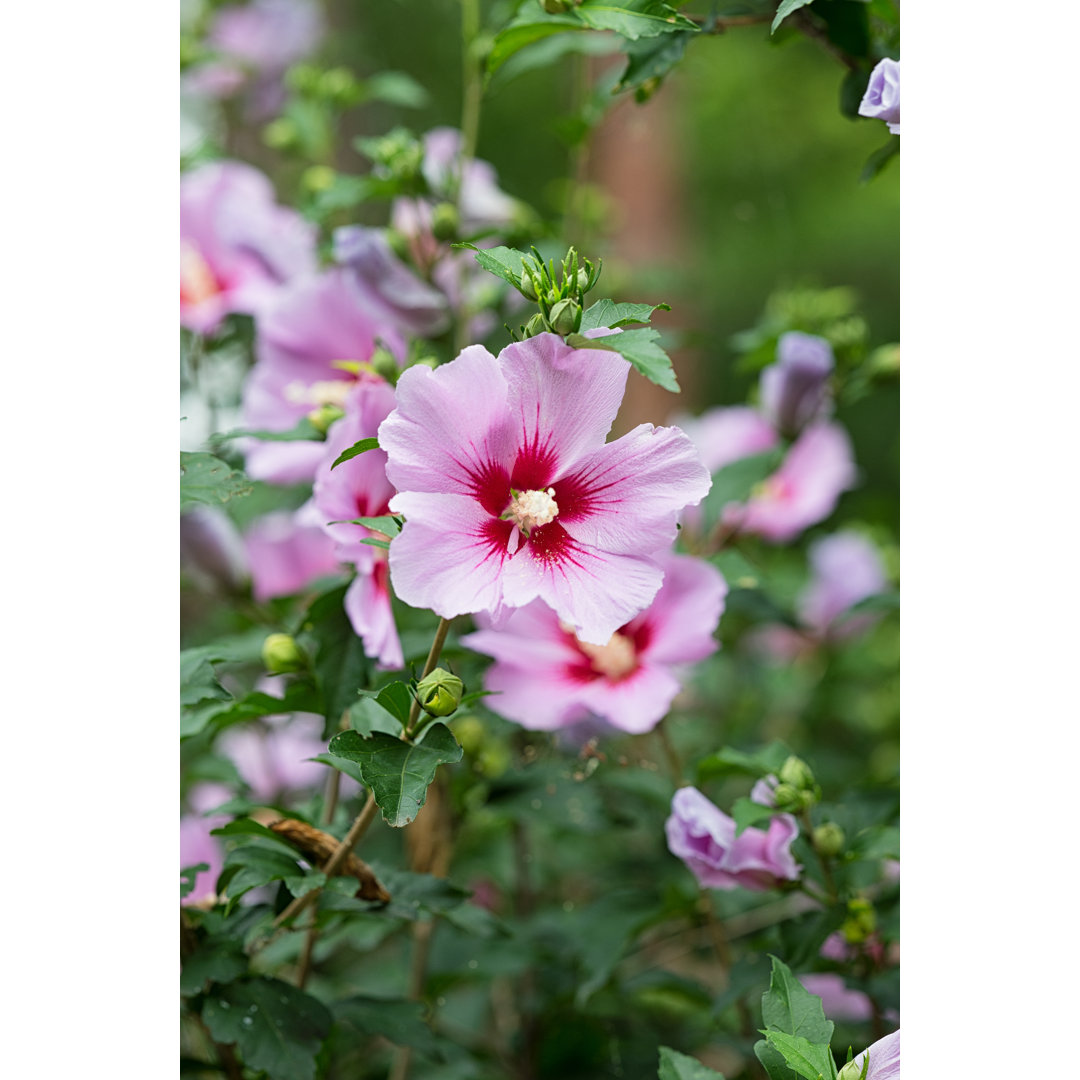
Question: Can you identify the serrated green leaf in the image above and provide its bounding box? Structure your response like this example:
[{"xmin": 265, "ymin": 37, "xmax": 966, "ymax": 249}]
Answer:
[
  {"xmin": 490, "ymin": 27, "xmax": 618, "ymax": 89},
  {"xmin": 658, "ymin": 1046, "xmax": 727, "ymax": 1079},
  {"xmin": 579, "ymin": 326, "xmax": 678, "ymax": 392},
  {"xmin": 308, "ymin": 752, "xmax": 367, "ymax": 786},
  {"xmin": 328, "ymin": 723, "xmax": 463, "ymax": 827},
  {"xmin": 772, "ymin": 0, "xmax": 816, "ymax": 34},
  {"xmin": 180, "ymin": 452, "xmax": 253, "ymax": 510},
  {"xmin": 180, "ymin": 646, "xmax": 232, "ymax": 707},
  {"xmin": 487, "ymin": 11, "xmax": 585, "ymax": 78},
  {"xmin": 180, "ymin": 939, "xmax": 248, "ymax": 996},
  {"xmin": 579, "ymin": 299, "xmax": 670, "ymax": 331},
  {"xmin": 576, "ymin": 0, "xmax": 699, "ymax": 40},
  {"xmin": 220, "ymin": 846, "xmax": 308, "ymax": 904},
  {"xmin": 201, "ymin": 976, "xmax": 332, "ymax": 1080},
  {"xmin": 696, "ymin": 743, "xmax": 792, "ymax": 782},
  {"xmin": 616, "ymin": 29, "xmax": 692, "ymax": 97},
  {"xmin": 330, "ymin": 436, "xmax": 380, "ymax": 470},
  {"xmin": 218, "ymin": 418, "xmax": 323, "ymax": 443},
  {"xmin": 761, "ymin": 956, "xmax": 834, "ymax": 1045},
  {"xmin": 356, "ymin": 681, "xmax": 414, "ymax": 729},
  {"xmin": 354, "ymin": 515, "xmax": 402, "ymax": 537},
  {"xmin": 181, "ymin": 863, "xmax": 209, "ymax": 900},
  {"xmin": 763, "ymin": 1031, "xmax": 837, "ymax": 1080},
  {"xmin": 181, "ymin": 682, "xmax": 323, "ymax": 741},
  {"xmin": 454, "ymin": 243, "xmax": 530, "ymax": 290},
  {"xmin": 335, "ymin": 995, "xmax": 445, "ymax": 1060}
]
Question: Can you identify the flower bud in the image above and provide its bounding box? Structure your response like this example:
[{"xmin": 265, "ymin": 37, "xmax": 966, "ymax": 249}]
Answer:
[
  {"xmin": 837, "ymin": 1059, "xmax": 868, "ymax": 1080},
  {"xmin": 302, "ymin": 165, "xmax": 337, "ymax": 193},
  {"xmin": 453, "ymin": 715, "xmax": 485, "ymax": 756},
  {"xmin": 842, "ymin": 898, "xmax": 877, "ymax": 943},
  {"xmin": 415, "ymin": 668, "xmax": 464, "ymax": 717},
  {"xmin": 812, "ymin": 822, "xmax": 846, "ymax": 857},
  {"xmin": 261, "ymin": 633, "xmax": 305, "ymax": 674},
  {"xmin": 759, "ymin": 332, "xmax": 834, "ymax": 439},
  {"xmin": 771, "ymin": 782, "xmax": 805, "ymax": 813},
  {"xmin": 370, "ymin": 346, "xmax": 400, "ymax": 384},
  {"xmin": 524, "ymin": 313, "xmax": 547, "ymax": 338},
  {"xmin": 263, "ymin": 117, "xmax": 298, "ymax": 151},
  {"xmin": 778, "ymin": 755, "xmax": 816, "ymax": 791},
  {"xmin": 430, "ymin": 202, "xmax": 460, "ymax": 242},
  {"xmin": 575, "ymin": 268, "xmax": 590, "ymax": 293},
  {"xmin": 548, "ymin": 298, "xmax": 581, "ymax": 336},
  {"xmin": 307, "ymin": 404, "xmax": 345, "ymax": 434}
]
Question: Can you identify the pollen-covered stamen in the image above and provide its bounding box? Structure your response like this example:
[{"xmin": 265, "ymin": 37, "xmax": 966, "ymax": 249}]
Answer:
[
  {"xmin": 577, "ymin": 631, "xmax": 638, "ymax": 681},
  {"xmin": 283, "ymin": 378, "xmax": 354, "ymax": 409},
  {"xmin": 503, "ymin": 487, "xmax": 559, "ymax": 535}
]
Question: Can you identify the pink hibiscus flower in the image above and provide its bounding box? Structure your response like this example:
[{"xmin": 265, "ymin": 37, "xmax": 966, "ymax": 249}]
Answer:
[
  {"xmin": 240, "ymin": 268, "xmax": 405, "ymax": 483},
  {"xmin": 462, "ymin": 551, "xmax": 726, "ymax": 733},
  {"xmin": 378, "ymin": 334, "xmax": 712, "ymax": 645},
  {"xmin": 180, "ymin": 161, "xmax": 316, "ymax": 335},
  {"xmin": 243, "ymin": 507, "xmax": 340, "ymax": 602},
  {"xmin": 312, "ymin": 381, "xmax": 403, "ymax": 669}
]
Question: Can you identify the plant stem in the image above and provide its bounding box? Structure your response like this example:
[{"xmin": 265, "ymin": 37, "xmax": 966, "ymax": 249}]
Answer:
[{"xmin": 404, "ymin": 617, "xmax": 453, "ymax": 737}]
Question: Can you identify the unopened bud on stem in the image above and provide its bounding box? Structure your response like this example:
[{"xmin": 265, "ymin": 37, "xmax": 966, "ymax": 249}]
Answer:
[
  {"xmin": 262, "ymin": 633, "xmax": 305, "ymax": 674},
  {"xmin": 415, "ymin": 668, "xmax": 464, "ymax": 718}
]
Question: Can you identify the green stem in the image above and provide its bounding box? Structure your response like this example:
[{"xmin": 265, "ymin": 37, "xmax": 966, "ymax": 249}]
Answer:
[{"xmin": 404, "ymin": 617, "xmax": 453, "ymax": 738}]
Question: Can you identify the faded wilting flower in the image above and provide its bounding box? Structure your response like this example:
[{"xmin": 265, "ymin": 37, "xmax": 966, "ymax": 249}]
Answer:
[
  {"xmin": 721, "ymin": 423, "xmax": 856, "ymax": 544},
  {"xmin": 180, "ymin": 161, "xmax": 316, "ymax": 335},
  {"xmin": 243, "ymin": 507, "xmax": 340, "ymax": 602},
  {"xmin": 462, "ymin": 552, "xmax": 726, "ymax": 734},
  {"xmin": 378, "ymin": 334, "xmax": 712, "ymax": 645},
  {"xmin": 858, "ymin": 58, "xmax": 900, "ymax": 135},
  {"xmin": 312, "ymin": 381, "xmax": 403, "ymax": 669},
  {"xmin": 838, "ymin": 1030, "xmax": 900, "ymax": 1080},
  {"xmin": 759, "ymin": 331, "xmax": 835, "ymax": 439},
  {"xmin": 665, "ymin": 786, "xmax": 800, "ymax": 892},
  {"xmin": 240, "ymin": 268, "xmax": 405, "ymax": 483}
]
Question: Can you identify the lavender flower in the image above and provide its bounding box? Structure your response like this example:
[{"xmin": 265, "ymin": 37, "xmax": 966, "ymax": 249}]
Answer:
[
  {"xmin": 858, "ymin": 59, "xmax": 900, "ymax": 136},
  {"xmin": 759, "ymin": 331, "xmax": 835, "ymax": 438},
  {"xmin": 838, "ymin": 1030, "xmax": 900, "ymax": 1080}
]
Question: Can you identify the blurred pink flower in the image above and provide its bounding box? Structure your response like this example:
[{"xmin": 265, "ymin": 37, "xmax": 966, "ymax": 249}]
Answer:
[
  {"xmin": 838, "ymin": 1030, "xmax": 900, "ymax": 1080},
  {"xmin": 674, "ymin": 406, "xmax": 779, "ymax": 475},
  {"xmin": 312, "ymin": 381, "xmax": 403, "ymax": 669},
  {"xmin": 217, "ymin": 712, "xmax": 329, "ymax": 803},
  {"xmin": 799, "ymin": 530, "xmax": 887, "ymax": 638},
  {"xmin": 722, "ymin": 423, "xmax": 856, "ymax": 543},
  {"xmin": 180, "ymin": 782, "xmax": 231, "ymax": 907},
  {"xmin": 181, "ymin": 506, "xmax": 249, "ymax": 593},
  {"xmin": 797, "ymin": 973, "xmax": 873, "ymax": 1023},
  {"xmin": 463, "ymin": 551, "xmax": 726, "ymax": 733},
  {"xmin": 243, "ymin": 507, "xmax": 340, "ymax": 602},
  {"xmin": 240, "ymin": 268, "xmax": 405, "ymax": 483},
  {"xmin": 379, "ymin": 334, "xmax": 711, "ymax": 644},
  {"xmin": 665, "ymin": 786, "xmax": 800, "ymax": 892},
  {"xmin": 180, "ymin": 161, "xmax": 316, "ymax": 335},
  {"xmin": 759, "ymin": 331, "xmax": 835, "ymax": 438}
]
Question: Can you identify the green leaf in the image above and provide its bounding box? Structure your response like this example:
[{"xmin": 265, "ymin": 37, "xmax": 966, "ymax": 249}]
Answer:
[
  {"xmin": 218, "ymin": 418, "xmax": 323, "ymax": 443},
  {"xmin": 181, "ymin": 863, "xmax": 209, "ymax": 900},
  {"xmin": 567, "ymin": 327, "xmax": 679, "ymax": 392},
  {"xmin": 579, "ymin": 299, "xmax": 670, "ymax": 331},
  {"xmin": 308, "ymin": 752, "xmax": 366, "ymax": 786},
  {"xmin": 761, "ymin": 956, "xmax": 834, "ymax": 1045},
  {"xmin": 732, "ymin": 797, "xmax": 780, "ymax": 836},
  {"xmin": 364, "ymin": 71, "xmax": 429, "ymax": 108},
  {"xmin": 576, "ymin": 0, "xmax": 699, "ymax": 40},
  {"xmin": 489, "ymin": 27, "xmax": 619, "ymax": 89},
  {"xmin": 180, "ymin": 646, "xmax": 232, "ymax": 707},
  {"xmin": 709, "ymin": 548, "xmax": 761, "ymax": 590},
  {"xmin": 454, "ymin": 243, "xmax": 534, "ymax": 291},
  {"xmin": 356, "ymin": 681, "xmax": 414, "ymax": 729},
  {"xmin": 658, "ymin": 1046, "xmax": 727, "ymax": 1080},
  {"xmin": 181, "ymin": 682, "xmax": 323, "ymax": 740},
  {"xmin": 616, "ymin": 30, "xmax": 693, "ymax": 99},
  {"xmin": 303, "ymin": 585, "xmax": 374, "ymax": 729},
  {"xmin": 211, "ymin": 819, "xmax": 296, "ymax": 845},
  {"xmin": 762, "ymin": 1031, "xmax": 838, "ymax": 1080},
  {"xmin": 330, "ymin": 437, "xmax": 380, "ymax": 470},
  {"xmin": 772, "ymin": 0, "xmax": 816, "ymax": 34},
  {"xmin": 487, "ymin": 10, "xmax": 585, "ymax": 78},
  {"xmin": 180, "ymin": 939, "xmax": 248, "ymax": 996},
  {"xmin": 696, "ymin": 743, "xmax": 793, "ymax": 782},
  {"xmin": 335, "ymin": 996, "xmax": 445, "ymax": 1060},
  {"xmin": 360, "ymin": 537, "xmax": 390, "ymax": 550},
  {"xmin": 701, "ymin": 448, "xmax": 786, "ymax": 524},
  {"xmin": 849, "ymin": 824, "xmax": 899, "ymax": 861},
  {"xmin": 180, "ymin": 452, "xmax": 253, "ymax": 510},
  {"xmin": 859, "ymin": 135, "xmax": 900, "ymax": 183},
  {"xmin": 219, "ymin": 845, "xmax": 317, "ymax": 905},
  {"xmin": 201, "ymin": 976, "xmax": 332, "ymax": 1080},
  {"xmin": 328, "ymin": 723, "xmax": 463, "ymax": 827},
  {"xmin": 815, "ymin": 0, "xmax": 869, "ymax": 58},
  {"xmin": 354, "ymin": 515, "xmax": 402, "ymax": 537}
]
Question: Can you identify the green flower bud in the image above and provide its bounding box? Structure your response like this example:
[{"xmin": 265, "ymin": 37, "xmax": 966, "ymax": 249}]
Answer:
[
  {"xmin": 837, "ymin": 1058, "xmax": 869, "ymax": 1080},
  {"xmin": 430, "ymin": 202, "xmax": 460, "ymax": 242},
  {"xmin": 263, "ymin": 117, "xmax": 298, "ymax": 151},
  {"xmin": 319, "ymin": 67, "xmax": 360, "ymax": 105},
  {"xmin": 575, "ymin": 268, "xmax": 590, "ymax": 293},
  {"xmin": 415, "ymin": 668, "xmax": 464, "ymax": 718},
  {"xmin": 771, "ymin": 782, "xmax": 804, "ymax": 813},
  {"xmin": 261, "ymin": 633, "xmax": 305, "ymax": 674},
  {"xmin": 453, "ymin": 715, "xmax": 485, "ymax": 756},
  {"xmin": 812, "ymin": 822, "xmax": 846, "ymax": 858},
  {"xmin": 841, "ymin": 898, "xmax": 877, "ymax": 943},
  {"xmin": 307, "ymin": 404, "xmax": 345, "ymax": 434},
  {"xmin": 548, "ymin": 298, "xmax": 581, "ymax": 336},
  {"xmin": 370, "ymin": 346, "xmax": 400, "ymax": 384},
  {"xmin": 302, "ymin": 165, "xmax": 336, "ymax": 193},
  {"xmin": 778, "ymin": 755, "xmax": 816, "ymax": 791},
  {"xmin": 524, "ymin": 313, "xmax": 547, "ymax": 338},
  {"xmin": 519, "ymin": 268, "xmax": 539, "ymax": 302}
]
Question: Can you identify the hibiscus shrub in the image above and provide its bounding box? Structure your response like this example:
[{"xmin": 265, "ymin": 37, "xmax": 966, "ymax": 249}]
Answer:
[{"xmin": 180, "ymin": 2, "xmax": 899, "ymax": 1078}]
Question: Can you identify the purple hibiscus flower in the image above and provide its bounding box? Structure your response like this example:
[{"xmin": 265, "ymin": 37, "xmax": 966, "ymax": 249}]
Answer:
[
  {"xmin": 665, "ymin": 784, "xmax": 801, "ymax": 892},
  {"xmin": 312, "ymin": 380, "xmax": 404, "ymax": 669},
  {"xmin": 858, "ymin": 58, "xmax": 900, "ymax": 135},
  {"xmin": 378, "ymin": 333, "xmax": 712, "ymax": 645},
  {"xmin": 462, "ymin": 551, "xmax": 727, "ymax": 734},
  {"xmin": 180, "ymin": 161, "xmax": 317, "ymax": 335},
  {"xmin": 759, "ymin": 331, "xmax": 835, "ymax": 439}
]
